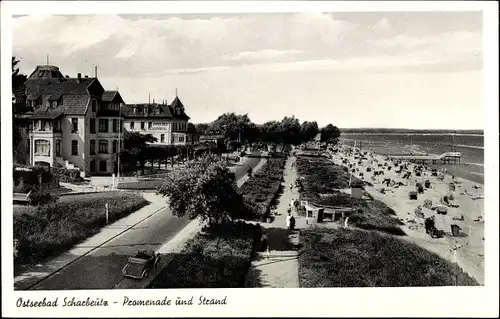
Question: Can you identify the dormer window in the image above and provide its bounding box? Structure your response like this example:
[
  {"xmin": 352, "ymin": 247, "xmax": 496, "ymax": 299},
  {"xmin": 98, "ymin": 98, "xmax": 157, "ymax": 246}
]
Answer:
[
  {"xmin": 144, "ymin": 107, "xmax": 149, "ymax": 115},
  {"xmin": 155, "ymin": 108, "xmax": 160, "ymax": 115},
  {"xmin": 134, "ymin": 107, "xmax": 139, "ymax": 114}
]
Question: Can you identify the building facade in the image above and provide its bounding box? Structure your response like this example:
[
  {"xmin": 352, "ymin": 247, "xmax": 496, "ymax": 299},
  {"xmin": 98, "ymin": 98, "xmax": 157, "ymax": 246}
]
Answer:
[
  {"xmin": 122, "ymin": 96, "xmax": 194, "ymax": 146},
  {"xmin": 21, "ymin": 65, "xmax": 124, "ymax": 176}
]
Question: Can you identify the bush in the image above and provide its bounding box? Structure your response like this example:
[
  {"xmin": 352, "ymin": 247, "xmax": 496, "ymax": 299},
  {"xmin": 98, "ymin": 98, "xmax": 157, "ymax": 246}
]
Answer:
[
  {"xmin": 53, "ymin": 167, "xmax": 84, "ymax": 183},
  {"xmin": 149, "ymin": 221, "xmax": 261, "ymax": 288},
  {"xmin": 298, "ymin": 227, "xmax": 479, "ymax": 287},
  {"xmin": 28, "ymin": 188, "xmax": 59, "ymax": 206},
  {"xmin": 13, "ymin": 183, "xmax": 36, "ymax": 194},
  {"xmin": 14, "ymin": 192, "xmax": 149, "ymax": 265},
  {"xmin": 239, "ymin": 158, "xmax": 286, "ymax": 221},
  {"xmin": 13, "ymin": 164, "xmax": 54, "ymax": 186}
]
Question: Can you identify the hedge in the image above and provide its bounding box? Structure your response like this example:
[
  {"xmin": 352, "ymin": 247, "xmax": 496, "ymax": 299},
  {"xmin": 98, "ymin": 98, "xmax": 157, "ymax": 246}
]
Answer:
[
  {"xmin": 298, "ymin": 227, "xmax": 479, "ymax": 287},
  {"xmin": 13, "ymin": 192, "xmax": 149, "ymax": 265},
  {"xmin": 239, "ymin": 157, "xmax": 286, "ymax": 221}
]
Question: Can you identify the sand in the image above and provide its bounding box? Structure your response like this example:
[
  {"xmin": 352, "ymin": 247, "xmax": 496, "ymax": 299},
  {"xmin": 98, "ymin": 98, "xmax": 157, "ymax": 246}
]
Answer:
[{"xmin": 331, "ymin": 146, "xmax": 485, "ymax": 285}]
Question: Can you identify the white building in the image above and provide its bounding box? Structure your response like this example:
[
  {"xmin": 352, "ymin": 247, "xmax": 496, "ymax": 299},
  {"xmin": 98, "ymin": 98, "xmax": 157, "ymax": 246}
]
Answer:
[
  {"xmin": 122, "ymin": 96, "xmax": 195, "ymax": 145},
  {"xmin": 21, "ymin": 65, "xmax": 125, "ymax": 176}
]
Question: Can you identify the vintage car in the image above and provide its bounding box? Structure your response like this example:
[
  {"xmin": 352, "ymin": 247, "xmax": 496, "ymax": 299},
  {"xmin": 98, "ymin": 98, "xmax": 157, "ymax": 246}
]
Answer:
[{"xmin": 122, "ymin": 250, "xmax": 161, "ymax": 280}]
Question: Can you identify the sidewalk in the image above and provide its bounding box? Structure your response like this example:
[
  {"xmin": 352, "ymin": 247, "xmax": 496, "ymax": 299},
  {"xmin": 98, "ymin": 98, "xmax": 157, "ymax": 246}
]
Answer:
[{"xmin": 245, "ymin": 156, "xmax": 305, "ymax": 288}]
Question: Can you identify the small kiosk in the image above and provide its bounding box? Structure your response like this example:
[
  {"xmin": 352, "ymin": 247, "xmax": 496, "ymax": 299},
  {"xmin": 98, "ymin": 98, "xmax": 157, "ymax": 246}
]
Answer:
[
  {"xmin": 350, "ymin": 183, "xmax": 364, "ymax": 199},
  {"xmin": 301, "ymin": 201, "xmax": 325, "ymax": 225}
]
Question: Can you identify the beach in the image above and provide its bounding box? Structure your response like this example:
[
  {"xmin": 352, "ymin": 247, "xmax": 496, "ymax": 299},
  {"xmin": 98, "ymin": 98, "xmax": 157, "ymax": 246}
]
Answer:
[
  {"xmin": 331, "ymin": 144, "xmax": 485, "ymax": 285},
  {"xmin": 340, "ymin": 134, "xmax": 484, "ymax": 185}
]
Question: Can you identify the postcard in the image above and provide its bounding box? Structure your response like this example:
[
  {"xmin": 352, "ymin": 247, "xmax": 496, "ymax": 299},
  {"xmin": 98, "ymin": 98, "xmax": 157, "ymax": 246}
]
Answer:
[{"xmin": 1, "ymin": 1, "xmax": 498, "ymax": 317}]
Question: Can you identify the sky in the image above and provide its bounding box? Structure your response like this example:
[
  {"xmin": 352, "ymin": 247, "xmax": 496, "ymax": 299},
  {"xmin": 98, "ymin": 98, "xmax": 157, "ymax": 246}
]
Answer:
[{"xmin": 12, "ymin": 12, "xmax": 484, "ymax": 129}]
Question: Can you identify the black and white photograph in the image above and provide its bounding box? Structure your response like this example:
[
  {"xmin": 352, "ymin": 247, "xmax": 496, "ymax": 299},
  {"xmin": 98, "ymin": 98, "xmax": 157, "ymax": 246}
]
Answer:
[{"xmin": 1, "ymin": 1, "xmax": 498, "ymax": 317}]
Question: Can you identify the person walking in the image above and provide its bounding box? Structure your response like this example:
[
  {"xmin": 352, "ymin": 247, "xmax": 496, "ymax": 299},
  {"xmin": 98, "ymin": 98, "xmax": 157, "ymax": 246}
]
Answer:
[
  {"xmin": 289, "ymin": 215, "xmax": 296, "ymax": 230},
  {"xmin": 286, "ymin": 213, "xmax": 292, "ymax": 230}
]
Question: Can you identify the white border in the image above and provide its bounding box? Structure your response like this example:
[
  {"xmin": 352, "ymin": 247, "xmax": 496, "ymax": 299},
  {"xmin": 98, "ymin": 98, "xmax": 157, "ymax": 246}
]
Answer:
[{"xmin": 1, "ymin": 1, "xmax": 499, "ymax": 318}]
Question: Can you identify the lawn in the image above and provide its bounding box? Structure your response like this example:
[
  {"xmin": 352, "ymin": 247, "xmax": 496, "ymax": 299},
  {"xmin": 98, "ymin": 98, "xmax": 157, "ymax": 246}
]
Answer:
[
  {"xmin": 239, "ymin": 157, "xmax": 286, "ymax": 220},
  {"xmin": 296, "ymin": 156, "xmax": 404, "ymax": 235},
  {"xmin": 149, "ymin": 221, "xmax": 261, "ymax": 288},
  {"xmin": 298, "ymin": 227, "xmax": 479, "ymax": 287},
  {"xmin": 13, "ymin": 191, "xmax": 149, "ymax": 265}
]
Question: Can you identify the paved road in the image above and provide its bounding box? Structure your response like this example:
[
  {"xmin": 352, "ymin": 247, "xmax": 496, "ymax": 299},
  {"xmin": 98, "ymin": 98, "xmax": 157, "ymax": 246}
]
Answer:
[{"xmin": 26, "ymin": 154, "xmax": 263, "ymax": 290}]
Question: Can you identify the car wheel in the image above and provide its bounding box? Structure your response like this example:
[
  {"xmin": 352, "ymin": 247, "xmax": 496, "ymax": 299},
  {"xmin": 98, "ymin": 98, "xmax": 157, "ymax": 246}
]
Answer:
[{"xmin": 142, "ymin": 269, "xmax": 149, "ymax": 279}]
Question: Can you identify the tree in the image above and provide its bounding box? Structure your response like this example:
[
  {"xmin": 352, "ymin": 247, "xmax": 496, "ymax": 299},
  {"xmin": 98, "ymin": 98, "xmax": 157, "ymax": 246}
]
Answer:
[
  {"xmin": 300, "ymin": 121, "xmax": 319, "ymax": 143},
  {"xmin": 194, "ymin": 123, "xmax": 210, "ymax": 135},
  {"xmin": 260, "ymin": 120, "xmax": 282, "ymax": 151},
  {"xmin": 12, "ymin": 57, "xmax": 29, "ymax": 158},
  {"xmin": 157, "ymin": 155, "xmax": 247, "ymax": 225},
  {"xmin": 320, "ymin": 124, "xmax": 341, "ymax": 143},
  {"xmin": 120, "ymin": 132, "xmax": 158, "ymax": 174},
  {"xmin": 278, "ymin": 116, "xmax": 302, "ymax": 149},
  {"xmin": 211, "ymin": 113, "xmax": 252, "ymax": 142}
]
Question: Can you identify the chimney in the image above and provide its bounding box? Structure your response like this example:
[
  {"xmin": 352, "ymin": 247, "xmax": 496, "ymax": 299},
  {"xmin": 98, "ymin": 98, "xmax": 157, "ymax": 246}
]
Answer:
[
  {"xmin": 65, "ymin": 75, "xmax": 69, "ymax": 78},
  {"xmin": 153, "ymin": 98, "xmax": 155, "ymax": 104},
  {"xmin": 77, "ymin": 73, "xmax": 81, "ymax": 83},
  {"xmin": 84, "ymin": 75, "xmax": 88, "ymax": 78}
]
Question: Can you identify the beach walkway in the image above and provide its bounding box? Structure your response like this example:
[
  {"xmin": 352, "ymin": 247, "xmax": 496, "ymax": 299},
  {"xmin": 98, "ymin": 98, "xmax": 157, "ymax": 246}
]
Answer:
[{"xmin": 245, "ymin": 156, "xmax": 304, "ymax": 288}]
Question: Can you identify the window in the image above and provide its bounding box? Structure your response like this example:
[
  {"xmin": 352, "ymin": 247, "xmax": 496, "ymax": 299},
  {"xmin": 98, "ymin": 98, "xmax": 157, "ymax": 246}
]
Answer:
[
  {"xmin": 34, "ymin": 140, "xmax": 50, "ymax": 155},
  {"xmin": 144, "ymin": 107, "xmax": 149, "ymax": 115},
  {"xmin": 90, "ymin": 160, "xmax": 96, "ymax": 172},
  {"xmin": 99, "ymin": 119, "xmax": 108, "ymax": 133},
  {"xmin": 90, "ymin": 140, "xmax": 96, "ymax": 155},
  {"xmin": 91, "ymin": 100, "xmax": 97, "ymax": 112},
  {"xmin": 155, "ymin": 108, "xmax": 160, "ymax": 115},
  {"xmin": 141, "ymin": 122, "xmax": 145, "ymax": 130},
  {"xmin": 56, "ymin": 140, "xmax": 61, "ymax": 157},
  {"xmin": 90, "ymin": 118, "xmax": 96, "ymax": 133},
  {"xmin": 40, "ymin": 120, "xmax": 46, "ymax": 131},
  {"xmin": 98, "ymin": 140, "xmax": 108, "ymax": 154},
  {"xmin": 99, "ymin": 160, "xmax": 107, "ymax": 172},
  {"xmin": 113, "ymin": 119, "xmax": 118, "ymax": 133},
  {"xmin": 71, "ymin": 140, "xmax": 78, "ymax": 156},
  {"xmin": 130, "ymin": 121, "xmax": 135, "ymax": 130},
  {"xmin": 53, "ymin": 120, "xmax": 61, "ymax": 132},
  {"xmin": 112, "ymin": 140, "xmax": 118, "ymax": 153},
  {"xmin": 134, "ymin": 107, "xmax": 138, "ymax": 114},
  {"xmin": 71, "ymin": 118, "xmax": 78, "ymax": 133},
  {"xmin": 160, "ymin": 134, "xmax": 165, "ymax": 143},
  {"xmin": 148, "ymin": 122, "xmax": 153, "ymax": 129},
  {"xmin": 179, "ymin": 135, "xmax": 185, "ymax": 143}
]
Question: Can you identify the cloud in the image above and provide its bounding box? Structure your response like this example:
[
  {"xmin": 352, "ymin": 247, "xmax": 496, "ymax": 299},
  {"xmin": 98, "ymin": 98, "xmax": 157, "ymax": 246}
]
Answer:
[
  {"xmin": 12, "ymin": 13, "xmax": 482, "ymax": 79},
  {"xmin": 228, "ymin": 49, "xmax": 303, "ymax": 61},
  {"xmin": 370, "ymin": 17, "xmax": 392, "ymax": 33}
]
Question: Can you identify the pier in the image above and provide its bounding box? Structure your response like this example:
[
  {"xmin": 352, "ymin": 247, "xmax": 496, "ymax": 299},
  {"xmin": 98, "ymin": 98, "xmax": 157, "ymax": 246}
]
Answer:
[{"xmin": 384, "ymin": 152, "xmax": 461, "ymax": 165}]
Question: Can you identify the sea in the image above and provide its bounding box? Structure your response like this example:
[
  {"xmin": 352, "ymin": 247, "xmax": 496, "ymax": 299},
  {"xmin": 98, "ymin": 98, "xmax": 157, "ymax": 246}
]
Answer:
[{"xmin": 340, "ymin": 132, "xmax": 484, "ymax": 184}]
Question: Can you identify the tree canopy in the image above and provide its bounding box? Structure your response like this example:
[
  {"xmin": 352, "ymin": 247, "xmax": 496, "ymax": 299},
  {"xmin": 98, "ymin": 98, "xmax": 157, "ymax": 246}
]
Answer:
[
  {"xmin": 320, "ymin": 124, "xmax": 341, "ymax": 143},
  {"xmin": 157, "ymin": 155, "xmax": 249, "ymax": 225}
]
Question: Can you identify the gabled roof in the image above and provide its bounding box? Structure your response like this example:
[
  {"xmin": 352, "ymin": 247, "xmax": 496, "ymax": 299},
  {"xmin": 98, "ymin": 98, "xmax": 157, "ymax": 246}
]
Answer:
[
  {"xmin": 102, "ymin": 90, "xmax": 118, "ymax": 102},
  {"xmin": 170, "ymin": 96, "xmax": 184, "ymax": 108},
  {"xmin": 122, "ymin": 103, "xmax": 173, "ymax": 119}
]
